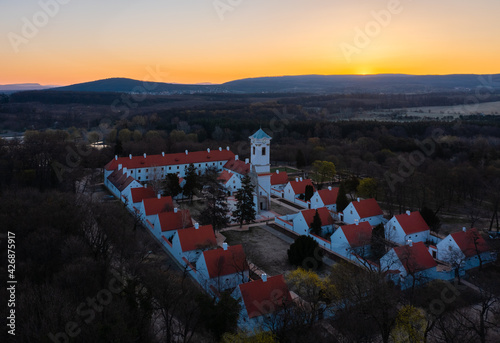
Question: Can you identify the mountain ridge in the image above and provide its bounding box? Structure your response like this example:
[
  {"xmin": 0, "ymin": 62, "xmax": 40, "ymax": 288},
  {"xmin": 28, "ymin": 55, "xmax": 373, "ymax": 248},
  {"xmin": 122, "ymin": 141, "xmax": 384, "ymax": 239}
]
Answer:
[{"xmin": 7, "ymin": 74, "xmax": 500, "ymax": 94}]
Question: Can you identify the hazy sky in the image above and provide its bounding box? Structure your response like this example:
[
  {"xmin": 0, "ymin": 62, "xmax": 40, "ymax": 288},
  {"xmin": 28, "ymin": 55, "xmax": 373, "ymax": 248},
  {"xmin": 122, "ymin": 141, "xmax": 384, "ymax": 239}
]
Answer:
[{"xmin": 1, "ymin": 0, "xmax": 499, "ymax": 85}]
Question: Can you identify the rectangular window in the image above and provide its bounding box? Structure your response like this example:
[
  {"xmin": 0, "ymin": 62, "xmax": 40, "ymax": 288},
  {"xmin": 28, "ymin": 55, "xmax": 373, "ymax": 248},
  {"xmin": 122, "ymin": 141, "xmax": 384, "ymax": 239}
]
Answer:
[
  {"xmin": 146, "ymin": 169, "xmax": 148, "ymax": 172},
  {"xmin": 169, "ymin": 167, "xmax": 172, "ymax": 170},
  {"xmin": 262, "ymin": 147, "xmax": 266, "ymax": 155},
  {"xmin": 138, "ymin": 170, "xmax": 141, "ymax": 173},
  {"xmin": 253, "ymin": 147, "xmax": 256, "ymax": 155},
  {"xmin": 177, "ymin": 166, "xmax": 179, "ymax": 169}
]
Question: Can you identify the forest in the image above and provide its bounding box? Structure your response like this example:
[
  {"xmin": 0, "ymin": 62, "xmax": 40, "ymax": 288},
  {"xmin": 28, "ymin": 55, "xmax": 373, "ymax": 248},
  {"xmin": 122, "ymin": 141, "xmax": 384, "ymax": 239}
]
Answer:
[{"xmin": 1, "ymin": 90, "xmax": 500, "ymax": 342}]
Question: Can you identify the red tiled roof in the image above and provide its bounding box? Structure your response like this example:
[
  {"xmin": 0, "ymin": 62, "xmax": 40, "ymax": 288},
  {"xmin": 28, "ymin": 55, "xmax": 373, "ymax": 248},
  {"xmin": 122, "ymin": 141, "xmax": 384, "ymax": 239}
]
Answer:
[
  {"xmin": 394, "ymin": 211, "xmax": 429, "ymax": 235},
  {"xmin": 177, "ymin": 225, "xmax": 217, "ymax": 252},
  {"xmin": 301, "ymin": 207, "xmax": 334, "ymax": 227},
  {"xmin": 105, "ymin": 149, "xmax": 235, "ymax": 171},
  {"xmin": 317, "ymin": 187, "xmax": 339, "ymax": 206},
  {"xmin": 218, "ymin": 170, "xmax": 234, "ymax": 184},
  {"xmin": 203, "ymin": 245, "xmax": 248, "ymax": 278},
  {"xmin": 289, "ymin": 179, "xmax": 315, "ymax": 195},
  {"xmin": 271, "ymin": 171, "xmax": 289, "ymax": 185},
  {"xmin": 131, "ymin": 187, "xmax": 156, "ymax": 204},
  {"xmin": 107, "ymin": 169, "xmax": 135, "ymax": 192},
  {"xmin": 224, "ymin": 159, "xmax": 250, "ymax": 175},
  {"xmin": 340, "ymin": 222, "xmax": 372, "ymax": 247},
  {"xmin": 352, "ymin": 198, "xmax": 383, "ymax": 218},
  {"xmin": 239, "ymin": 275, "xmax": 292, "ymax": 319},
  {"xmin": 143, "ymin": 196, "xmax": 174, "ymax": 216},
  {"xmin": 158, "ymin": 210, "xmax": 193, "ymax": 232},
  {"xmin": 394, "ymin": 242, "xmax": 437, "ymax": 272},
  {"xmin": 451, "ymin": 229, "xmax": 491, "ymax": 257}
]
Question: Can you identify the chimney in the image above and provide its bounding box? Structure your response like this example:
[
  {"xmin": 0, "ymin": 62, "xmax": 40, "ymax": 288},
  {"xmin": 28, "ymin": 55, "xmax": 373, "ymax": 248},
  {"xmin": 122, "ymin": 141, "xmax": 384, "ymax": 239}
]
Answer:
[
  {"xmin": 118, "ymin": 164, "xmax": 122, "ymax": 170},
  {"xmin": 207, "ymin": 148, "xmax": 210, "ymax": 153},
  {"xmin": 219, "ymin": 147, "xmax": 222, "ymax": 151},
  {"xmin": 299, "ymin": 177, "xmax": 303, "ymax": 182},
  {"xmin": 406, "ymin": 210, "xmax": 411, "ymax": 216},
  {"xmin": 407, "ymin": 240, "xmax": 413, "ymax": 247},
  {"xmin": 143, "ymin": 153, "xmax": 147, "ymax": 158},
  {"xmin": 463, "ymin": 227, "xmax": 467, "ymax": 232},
  {"xmin": 276, "ymin": 169, "xmax": 280, "ymax": 174},
  {"xmin": 144, "ymin": 184, "xmax": 148, "ymax": 188},
  {"xmin": 157, "ymin": 194, "xmax": 161, "ymax": 199},
  {"xmin": 235, "ymin": 155, "xmax": 239, "ymax": 161},
  {"xmin": 162, "ymin": 152, "xmax": 165, "ymax": 157},
  {"xmin": 295, "ymin": 177, "xmax": 299, "ymax": 182},
  {"xmin": 129, "ymin": 154, "xmax": 132, "ymax": 159},
  {"xmin": 223, "ymin": 242, "xmax": 228, "ymax": 251},
  {"xmin": 328, "ymin": 186, "xmax": 332, "ymax": 191},
  {"xmin": 245, "ymin": 158, "xmax": 249, "ymax": 164},
  {"xmin": 357, "ymin": 197, "xmax": 360, "ymax": 202},
  {"xmin": 226, "ymin": 146, "xmax": 230, "ymax": 151},
  {"xmin": 123, "ymin": 167, "xmax": 127, "ymax": 174},
  {"xmin": 185, "ymin": 150, "xmax": 188, "ymax": 155},
  {"xmin": 174, "ymin": 207, "xmax": 178, "ymax": 213},
  {"xmin": 354, "ymin": 219, "xmax": 359, "ymax": 226},
  {"xmin": 115, "ymin": 155, "xmax": 118, "ymax": 160},
  {"xmin": 261, "ymin": 273, "xmax": 268, "ymax": 282},
  {"xmin": 194, "ymin": 223, "xmax": 199, "ymax": 229}
]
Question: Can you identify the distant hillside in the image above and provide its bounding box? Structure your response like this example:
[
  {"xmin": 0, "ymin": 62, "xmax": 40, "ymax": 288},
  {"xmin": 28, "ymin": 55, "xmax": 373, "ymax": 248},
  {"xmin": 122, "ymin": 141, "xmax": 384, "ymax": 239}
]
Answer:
[
  {"xmin": 51, "ymin": 78, "xmax": 218, "ymax": 94},
  {"xmin": 45, "ymin": 74, "xmax": 500, "ymax": 94},
  {"xmin": 0, "ymin": 83, "xmax": 58, "ymax": 93},
  {"xmin": 222, "ymin": 74, "xmax": 500, "ymax": 93}
]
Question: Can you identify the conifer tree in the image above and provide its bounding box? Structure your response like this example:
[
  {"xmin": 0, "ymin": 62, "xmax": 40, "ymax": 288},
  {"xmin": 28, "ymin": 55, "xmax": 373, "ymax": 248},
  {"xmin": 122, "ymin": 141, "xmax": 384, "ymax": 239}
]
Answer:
[
  {"xmin": 232, "ymin": 174, "xmax": 256, "ymax": 228},
  {"xmin": 310, "ymin": 209, "xmax": 322, "ymax": 236}
]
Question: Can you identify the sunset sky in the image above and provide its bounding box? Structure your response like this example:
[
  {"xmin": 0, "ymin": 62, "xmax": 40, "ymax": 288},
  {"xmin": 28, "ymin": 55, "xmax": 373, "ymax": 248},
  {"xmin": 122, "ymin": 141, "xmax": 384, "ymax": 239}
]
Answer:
[{"xmin": 1, "ymin": 0, "xmax": 500, "ymax": 86}]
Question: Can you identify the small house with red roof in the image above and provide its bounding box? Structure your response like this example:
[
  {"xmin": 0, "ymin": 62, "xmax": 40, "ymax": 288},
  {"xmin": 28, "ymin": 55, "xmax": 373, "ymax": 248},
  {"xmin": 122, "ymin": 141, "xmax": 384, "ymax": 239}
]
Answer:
[
  {"xmin": 270, "ymin": 170, "xmax": 289, "ymax": 197},
  {"xmin": 223, "ymin": 157, "xmax": 251, "ymax": 177},
  {"xmin": 436, "ymin": 228, "xmax": 496, "ymax": 270},
  {"xmin": 196, "ymin": 243, "xmax": 249, "ymax": 295},
  {"xmin": 342, "ymin": 198, "xmax": 384, "ymax": 226},
  {"xmin": 170, "ymin": 223, "xmax": 217, "ymax": 264},
  {"xmin": 138, "ymin": 195, "xmax": 174, "ymax": 228},
  {"xmin": 311, "ymin": 186, "xmax": 339, "ymax": 212},
  {"xmin": 331, "ymin": 221, "xmax": 372, "ymax": 258},
  {"xmin": 385, "ymin": 211, "xmax": 430, "ymax": 245},
  {"xmin": 232, "ymin": 274, "xmax": 292, "ymax": 330},
  {"xmin": 151, "ymin": 207, "xmax": 193, "ymax": 240},
  {"xmin": 380, "ymin": 241, "xmax": 438, "ymax": 289},
  {"xmin": 291, "ymin": 207, "xmax": 335, "ymax": 236},
  {"xmin": 282, "ymin": 178, "xmax": 315, "ymax": 208},
  {"xmin": 218, "ymin": 170, "xmax": 241, "ymax": 195},
  {"xmin": 105, "ymin": 167, "xmax": 141, "ymax": 200},
  {"xmin": 129, "ymin": 186, "xmax": 156, "ymax": 213}
]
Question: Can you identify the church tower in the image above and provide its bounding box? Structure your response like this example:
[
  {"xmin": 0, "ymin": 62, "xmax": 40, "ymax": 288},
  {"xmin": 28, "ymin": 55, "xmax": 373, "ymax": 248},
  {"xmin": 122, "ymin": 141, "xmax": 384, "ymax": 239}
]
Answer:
[{"xmin": 249, "ymin": 128, "xmax": 271, "ymax": 174}]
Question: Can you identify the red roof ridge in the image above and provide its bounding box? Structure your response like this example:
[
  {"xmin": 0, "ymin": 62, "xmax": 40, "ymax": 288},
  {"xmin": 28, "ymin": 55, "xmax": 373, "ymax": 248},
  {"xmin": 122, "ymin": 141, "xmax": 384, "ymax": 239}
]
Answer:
[
  {"xmin": 177, "ymin": 225, "xmax": 217, "ymax": 252},
  {"xmin": 239, "ymin": 275, "xmax": 292, "ymax": 318},
  {"xmin": 202, "ymin": 244, "xmax": 248, "ymax": 278},
  {"xmin": 352, "ymin": 198, "xmax": 383, "ymax": 218}
]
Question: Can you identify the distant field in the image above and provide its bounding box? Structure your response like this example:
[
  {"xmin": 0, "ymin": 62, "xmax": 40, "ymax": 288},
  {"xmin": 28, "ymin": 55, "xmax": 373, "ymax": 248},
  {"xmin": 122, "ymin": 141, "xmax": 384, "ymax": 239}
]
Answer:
[
  {"xmin": 401, "ymin": 101, "xmax": 500, "ymax": 117},
  {"xmin": 364, "ymin": 101, "xmax": 500, "ymax": 121}
]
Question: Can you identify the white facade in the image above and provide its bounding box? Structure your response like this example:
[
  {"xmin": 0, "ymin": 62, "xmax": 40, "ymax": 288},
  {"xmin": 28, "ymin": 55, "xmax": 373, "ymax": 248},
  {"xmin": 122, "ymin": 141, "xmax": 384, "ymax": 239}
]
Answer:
[
  {"xmin": 384, "ymin": 214, "xmax": 430, "ymax": 245},
  {"xmin": 342, "ymin": 202, "xmax": 384, "ymax": 226},
  {"xmin": 436, "ymin": 232, "xmax": 496, "ymax": 270}
]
